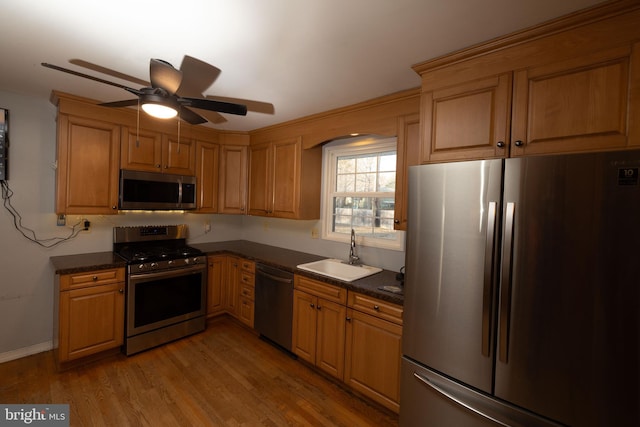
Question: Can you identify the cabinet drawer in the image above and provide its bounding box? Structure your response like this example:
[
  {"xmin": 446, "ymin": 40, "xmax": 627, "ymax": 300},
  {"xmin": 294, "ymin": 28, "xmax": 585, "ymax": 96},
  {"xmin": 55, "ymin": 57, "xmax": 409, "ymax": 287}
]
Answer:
[
  {"xmin": 294, "ymin": 275, "xmax": 347, "ymax": 305},
  {"xmin": 347, "ymin": 292, "xmax": 403, "ymax": 325},
  {"xmin": 240, "ymin": 282, "xmax": 255, "ymax": 300},
  {"xmin": 59, "ymin": 268, "xmax": 125, "ymax": 291},
  {"xmin": 240, "ymin": 259, "xmax": 255, "ymax": 274},
  {"xmin": 240, "ymin": 270, "xmax": 255, "ymax": 287}
]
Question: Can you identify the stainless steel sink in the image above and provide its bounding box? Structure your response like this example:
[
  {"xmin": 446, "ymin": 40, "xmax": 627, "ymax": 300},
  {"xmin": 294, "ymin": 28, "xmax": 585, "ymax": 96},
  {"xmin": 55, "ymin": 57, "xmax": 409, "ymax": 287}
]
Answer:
[{"xmin": 296, "ymin": 258, "xmax": 382, "ymax": 282}]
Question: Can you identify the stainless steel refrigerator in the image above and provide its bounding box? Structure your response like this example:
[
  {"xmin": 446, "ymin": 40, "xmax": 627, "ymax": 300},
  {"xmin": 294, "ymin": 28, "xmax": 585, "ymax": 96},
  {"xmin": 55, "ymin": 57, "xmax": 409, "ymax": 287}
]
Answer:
[{"xmin": 400, "ymin": 151, "xmax": 639, "ymax": 426}]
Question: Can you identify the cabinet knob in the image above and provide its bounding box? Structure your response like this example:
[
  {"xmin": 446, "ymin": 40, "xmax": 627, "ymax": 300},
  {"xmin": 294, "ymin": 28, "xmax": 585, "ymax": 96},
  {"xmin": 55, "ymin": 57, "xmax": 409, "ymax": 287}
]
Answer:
[
  {"xmin": 155, "ymin": 164, "xmax": 161, "ymax": 168},
  {"xmin": 496, "ymin": 141, "xmax": 505, "ymax": 148},
  {"xmin": 317, "ymin": 305, "xmax": 322, "ymax": 310},
  {"xmin": 373, "ymin": 305, "xmax": 380, "ymax": 311},
  {"xmin": 346, "ymin": 317, "xmax": 352, "ymax": 322},
  {"xmin": 92, "ymin": 276, "xmax": 98, "ymax": 281},
  {"xmin": 394, "ymin": 219, "xmax": 400, "ymax": 224},
  {"xmin": 112, "ymin": 205, "xmax": 117, "ymax": 210},
  {"xmin": 119, "ymin": 288, "xmax": 124, "ymax": 294},
  {"xmin": 514, "ymin": 140, "xmax": 524, "ymax": 147},
  {"xmin": 310, "ymin": 303, "xmax": 315, "ymax": 308}
]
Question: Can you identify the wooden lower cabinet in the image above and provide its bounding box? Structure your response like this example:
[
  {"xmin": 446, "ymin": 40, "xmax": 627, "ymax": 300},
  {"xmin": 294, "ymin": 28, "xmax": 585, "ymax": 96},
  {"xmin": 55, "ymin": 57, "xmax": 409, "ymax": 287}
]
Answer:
[
  {"xmin": 56, "ymin": 268, "xmax": 125, "ymax": 365},
  {"xmin": 292, "ymin": 276, "xmax": 347, "ymax": 380},
  {"xmin": 345, "ymin": 306, "xmax": 402, "ymax": 413},
  {"xmin": 237, "ymin": 259, "xmax": 255, "ymax": 328},
  {"xmin": 207, "ymin": 255, "xmax": 226, "ymax": 317}
]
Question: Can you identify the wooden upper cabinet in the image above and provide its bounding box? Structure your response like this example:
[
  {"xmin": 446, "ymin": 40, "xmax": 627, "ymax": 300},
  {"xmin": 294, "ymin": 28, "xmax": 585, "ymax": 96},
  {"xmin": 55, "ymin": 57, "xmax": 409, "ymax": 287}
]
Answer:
[
  {"xmin": 510, "ymin": 45, "xmax": 640, "ymax": 156},
  {"xmin": 394, "ymin": 113, "xmax": 420, "ymax": 230},
  {"xmin": 421, "ymin": 74, "xmax": 512, "ymax": 163},
  {"xmin": 248, "ymin": 136, "xmax": 322, "ymax": 219},
  {"xmin": 55, "ymin": 115, "xmax": 120, "ymax": 214},
  {"xmin": 415, "ymin": 3, "xmax": 640, "ymax": 162},
  {"xmin": 218, "ymin": 144, "xmax": 248, "ymax": 214},
  {"xmin": 120, "ymin": 127, "xmax": 195, "ymax": 175},
  {"xmin": 163, "ymin": 134, "xmax": 195, "ymax": 175},
  {"xmin": 120, "ymin": 127, "xmax": 162, "ymax": 172},
  {"xmin": 195, "ymin": 140, "xmax": 220, "ymax": 213}
]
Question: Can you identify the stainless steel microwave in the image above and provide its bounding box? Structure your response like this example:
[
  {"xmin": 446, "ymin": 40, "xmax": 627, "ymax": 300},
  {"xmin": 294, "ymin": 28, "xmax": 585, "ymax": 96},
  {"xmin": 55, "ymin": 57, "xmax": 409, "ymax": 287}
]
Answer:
[{"xmin": 119, "ymin": 170, "xmax": 197, "ymax": 210}]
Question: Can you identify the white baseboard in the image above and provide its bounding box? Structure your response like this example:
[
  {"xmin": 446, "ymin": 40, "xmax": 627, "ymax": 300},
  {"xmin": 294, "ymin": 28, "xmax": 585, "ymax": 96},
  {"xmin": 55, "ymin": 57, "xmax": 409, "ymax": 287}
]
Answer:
[{"xmin": 0, "ymin": 341, "xmax": 53, "ymax": 364}]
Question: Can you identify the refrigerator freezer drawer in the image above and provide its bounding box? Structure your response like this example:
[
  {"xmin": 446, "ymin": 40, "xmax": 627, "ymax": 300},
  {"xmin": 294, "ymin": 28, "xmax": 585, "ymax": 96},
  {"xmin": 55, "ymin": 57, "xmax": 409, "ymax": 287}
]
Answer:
[{"xmin": 400, "ymin": 357, "xmax": 564, "ymax": 427}]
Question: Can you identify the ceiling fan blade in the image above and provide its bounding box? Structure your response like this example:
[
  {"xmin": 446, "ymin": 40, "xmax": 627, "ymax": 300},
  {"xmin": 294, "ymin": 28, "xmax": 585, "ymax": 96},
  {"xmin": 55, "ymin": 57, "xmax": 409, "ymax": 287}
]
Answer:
[
  {"xmin": 179, "ymin": 97, "xmax": 247, "ymax": 116},
  {"xmin": 150, "ymin": 59, "xmax": 182, "ymax": 95},
  {"xmin": 68, "ymin": 59, "xmax": 149, "ymax": 87},
  {"xmin": 41, "ymin": 62, "xmax": 138, "ymax": 92},
  {"xmin": 206, "ymin": 95, "xmax": 275, "ymax": 114},
  {"xmin": 189, "ymin": 108, "xmax": 227, "ymax": 124},
  {"xmin": 178, "ymin": 107, "xmax": 207, "ymax": 125},
  {"xmin": 98, "ymin": 99, "xmax": 139, "ymax": 108},
  {"xmin": 176, "ymin": 55, "xmax": 221, "ymax": 97}
]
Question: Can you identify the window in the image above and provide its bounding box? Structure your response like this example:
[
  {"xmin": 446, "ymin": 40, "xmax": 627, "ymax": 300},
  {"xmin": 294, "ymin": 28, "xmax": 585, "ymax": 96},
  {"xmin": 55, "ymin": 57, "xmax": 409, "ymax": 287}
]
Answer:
[{"xmin": 322, "ymin": 136, "xmax": 404, "ymax": 250}]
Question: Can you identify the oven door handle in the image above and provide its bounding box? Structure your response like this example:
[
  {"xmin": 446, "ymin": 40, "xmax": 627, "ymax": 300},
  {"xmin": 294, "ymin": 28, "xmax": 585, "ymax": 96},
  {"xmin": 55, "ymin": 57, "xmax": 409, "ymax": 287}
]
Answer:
[{"xmin": 129, "ymin": 264, "xmax": 205, "ymax": 281}]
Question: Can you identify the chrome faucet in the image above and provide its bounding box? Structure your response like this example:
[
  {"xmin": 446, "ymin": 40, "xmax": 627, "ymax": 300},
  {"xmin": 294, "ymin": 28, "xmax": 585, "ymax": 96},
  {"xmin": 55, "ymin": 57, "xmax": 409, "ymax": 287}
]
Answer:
[{"xmin": 348, "ymin": 228, "xmax": 361, "ymax": 265}]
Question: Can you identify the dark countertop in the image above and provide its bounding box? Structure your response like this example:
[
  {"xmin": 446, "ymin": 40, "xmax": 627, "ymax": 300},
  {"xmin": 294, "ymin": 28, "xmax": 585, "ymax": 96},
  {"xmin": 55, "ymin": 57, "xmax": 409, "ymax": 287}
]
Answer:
[
  {"xmin": 50, "ymin": 251, "xmax": 127, "ymax": 274},
  {"xmin": 51, "ymin": 240, "xmax": 404, "ymax": 305}
]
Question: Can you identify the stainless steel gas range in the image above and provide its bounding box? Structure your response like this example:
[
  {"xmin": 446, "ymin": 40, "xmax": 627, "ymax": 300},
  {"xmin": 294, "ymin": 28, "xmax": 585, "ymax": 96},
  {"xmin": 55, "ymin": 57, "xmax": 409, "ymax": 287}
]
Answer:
[{"xmin": 113, "ymin": 225, "xmax": 207, "ymax": 355}]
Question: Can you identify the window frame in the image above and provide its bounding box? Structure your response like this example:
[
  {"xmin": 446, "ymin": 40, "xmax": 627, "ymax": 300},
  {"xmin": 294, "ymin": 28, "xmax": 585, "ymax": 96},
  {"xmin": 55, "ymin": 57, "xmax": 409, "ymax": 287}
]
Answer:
[{"xmin": 321, "ymin": 136, "xmax": 404, "ymax": 251}]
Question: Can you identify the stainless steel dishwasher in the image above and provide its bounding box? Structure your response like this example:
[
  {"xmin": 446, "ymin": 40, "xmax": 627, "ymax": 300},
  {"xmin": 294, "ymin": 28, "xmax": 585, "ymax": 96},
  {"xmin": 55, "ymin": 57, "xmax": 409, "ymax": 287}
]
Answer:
[{"xmin": 254, "ymin": 263, "xmax": 294, "ymax": 352}]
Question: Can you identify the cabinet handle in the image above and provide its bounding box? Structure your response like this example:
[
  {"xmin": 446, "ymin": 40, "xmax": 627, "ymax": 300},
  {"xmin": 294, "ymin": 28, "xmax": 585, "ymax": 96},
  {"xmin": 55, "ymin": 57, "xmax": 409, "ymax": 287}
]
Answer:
[
  {"xmin": 112, "ymin": 205, "xmax": 117, "ymax": 210},
  {"xmin": 346, "ymin": 317, "xmax": 352, "ymax": 322},
  {"xmin": 394, "ymin": 219, "xmax": 400, "ymax": 224},
  {"xmin": 496, "ymin": 141, "xmax": 505, "ymax": 148},
  {"xmin": 155, "ymin": 164, "xmax": 161, "ymax": 168},
  {"xmin": 310, "ymin": 303, "xmax": 315, "ymax": 308},
  {"xmin": 317, "ymin": 305, "xmax": 322, "ymax": 310},
  {"xmin": 373, "ymin": 305, "xmax": 380, "ymax": 311},
  {"xmin": 92, "ymin": 276, "xmax": 98, "ymax": 281},
  {"xmin": 514, "ymin": 140, "xmax": 524, "ymax": 147},
  {"xmin": 119, "ymin": 288, "xmax": 124, "ymax": 293}
]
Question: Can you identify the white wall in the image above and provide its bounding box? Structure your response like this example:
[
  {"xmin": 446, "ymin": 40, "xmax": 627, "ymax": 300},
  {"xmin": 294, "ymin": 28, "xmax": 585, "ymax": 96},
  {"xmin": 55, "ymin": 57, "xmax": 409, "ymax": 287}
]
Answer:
[{"xmin": 0, "ymin": 91, "xmax": 405, "ymax": 362}]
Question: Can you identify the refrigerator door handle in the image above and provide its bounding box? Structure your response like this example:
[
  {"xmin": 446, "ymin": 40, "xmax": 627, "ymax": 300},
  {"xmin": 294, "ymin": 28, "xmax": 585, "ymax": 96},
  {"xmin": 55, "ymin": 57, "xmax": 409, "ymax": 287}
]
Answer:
[
  {"xmin": 412, "ymin": 372, "xmax": 511, "ymax": 427},
  {"xmin": 482, "ymin": 201, "xmax": 498, "ymax": 357},
  {"xmin": 499, "ymin": 202, "xmax": 516, "ymax": 363}
]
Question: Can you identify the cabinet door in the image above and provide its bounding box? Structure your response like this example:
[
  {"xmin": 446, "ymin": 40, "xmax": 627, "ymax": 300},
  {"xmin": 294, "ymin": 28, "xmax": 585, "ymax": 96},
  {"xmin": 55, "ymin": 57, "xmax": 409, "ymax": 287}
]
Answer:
[
  {"xmin": 196, "ymin": 140, "xmax": 220, "ymax": 212},
  {"xmin": 247, "ymin": 142, "xmax": 271, "ymax": 216},
  {"xmin": 316, "ymin": 298, "xmax": 346, "ymax": 380},
  {"xmin": 58, "ymin": 282, "xmax": 125, "ymax": 362},
  {"xmin": 120, "ymin": 127, "xmax": 162, "ymax": 172},
  {"xmin": 271, "ymin": 138, "xmax": 301, "ymax": 218},
  {"xmin": 218, "ymin": 145, "xmax": 247, "ymax": 214},
  {"xmin": 56, "ymin": 115, "xmax": 120, "ymax": 214},
  {"xmin": 511, "ymin": 45, "xmax": 640, "ymax": 156},
  {"xmin": 163, "ymin": 135, "xmax": 195, "ymax": 175},
  {"xmin": 345, "ymin": 308, "xmax": 402, "ymax": 413},
  {"xmin": 292, "ymin": 290, "xmax": 317, "ymax": 364},
  {"xmin": 224, "ymin": 256, "xmax": 240, "ymax": 315},
  {"xmin": 207, "ymin": 255, "xmax": 226, "ymax": 316},
  {"xmin": 421, "ymin": 74, "xmax": 511, "ymax": 163},
  {"xmin": 394, "ymin": 114, "xmax": 420, "ymax": 230}
]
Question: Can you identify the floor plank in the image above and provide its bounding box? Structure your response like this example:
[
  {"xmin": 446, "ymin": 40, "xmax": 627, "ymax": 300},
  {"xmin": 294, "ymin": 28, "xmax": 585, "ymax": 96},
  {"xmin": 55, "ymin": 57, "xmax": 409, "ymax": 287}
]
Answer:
[{"xmin": 0, "ymin": 316, "xmax": 399, "ymax": 426}]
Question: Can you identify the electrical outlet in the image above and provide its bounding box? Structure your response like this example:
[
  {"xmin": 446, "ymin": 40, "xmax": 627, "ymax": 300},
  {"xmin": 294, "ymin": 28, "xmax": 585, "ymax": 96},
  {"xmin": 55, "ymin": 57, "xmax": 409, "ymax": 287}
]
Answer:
[
  {"xmin": 204, "ymin": 221, "xmax": 211, "ymax": 233},
  {"xmin": 311, "ymin": 227, "xmax": 319, "ymax": 239},
  {"xmin": 56, "ymin": 214, "xmax": 66, "ymax": 226},
  {"xmin": 82, "ymin": 219, "xmax": 91, "ymax": 232}
]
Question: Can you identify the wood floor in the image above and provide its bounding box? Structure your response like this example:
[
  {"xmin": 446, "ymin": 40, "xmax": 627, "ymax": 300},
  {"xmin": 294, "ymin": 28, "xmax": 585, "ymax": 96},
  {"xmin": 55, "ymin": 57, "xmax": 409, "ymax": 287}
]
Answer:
[{"xmin": 0, "ymin": 316, "xmax": 399, "ymax": 426}]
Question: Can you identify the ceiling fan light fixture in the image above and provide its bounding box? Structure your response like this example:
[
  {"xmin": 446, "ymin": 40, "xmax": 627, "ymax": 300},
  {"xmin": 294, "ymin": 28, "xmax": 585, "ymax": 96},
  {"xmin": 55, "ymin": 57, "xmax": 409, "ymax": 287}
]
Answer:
[{"xmin": 141, "ymin": 101, "xmax": 178, "ymax": 119}]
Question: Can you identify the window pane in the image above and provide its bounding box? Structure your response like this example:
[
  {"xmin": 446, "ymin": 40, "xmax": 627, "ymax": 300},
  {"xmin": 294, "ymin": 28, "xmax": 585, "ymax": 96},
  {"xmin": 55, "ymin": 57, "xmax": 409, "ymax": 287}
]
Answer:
[
  {"xmin": 356, "ymin": 156, "xmax": 377, "ymax": 173},
  {"xmin": 337, "ymin": 157, "xmax": 355, "ymax": 174},
  {"xmin": 378, "ymin": 171, "xmax": 395, "ymax": 192},
  {"xmin": 331, "ymin": 196, "xmax": 397, "ymax": 241},
  {"xmin": 379, "ymin": 153, "xmax": 396, "ymax": 172},
  {"xmin": 336, "ymin": 174, "xmax": 354, "ymax": 192},
  {"xmin": 355, "ymin": 173, "xmax": 376, "ymax": 192}
]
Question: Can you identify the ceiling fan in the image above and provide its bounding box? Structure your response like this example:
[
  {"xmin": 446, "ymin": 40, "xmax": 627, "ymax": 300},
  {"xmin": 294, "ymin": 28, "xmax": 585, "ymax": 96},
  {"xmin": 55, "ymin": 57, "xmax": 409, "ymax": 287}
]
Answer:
[{"xmin": 41, "ymin": 57, "xmax": 266, "ymax": 125}]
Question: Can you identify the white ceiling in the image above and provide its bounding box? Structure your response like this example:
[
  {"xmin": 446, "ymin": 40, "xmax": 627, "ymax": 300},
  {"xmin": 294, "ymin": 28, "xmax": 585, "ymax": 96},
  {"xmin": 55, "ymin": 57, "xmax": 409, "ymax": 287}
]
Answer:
[{"xmin": 1, "ymin": 0, "xmax": 604, "ymax": 132}]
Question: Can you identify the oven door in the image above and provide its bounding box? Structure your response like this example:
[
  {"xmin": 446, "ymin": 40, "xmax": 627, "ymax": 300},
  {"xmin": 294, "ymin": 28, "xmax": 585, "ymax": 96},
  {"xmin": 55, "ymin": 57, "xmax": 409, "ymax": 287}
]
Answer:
[{"xmin": 127, "ymin": 264, "xmax": 206, "ymax": 337}]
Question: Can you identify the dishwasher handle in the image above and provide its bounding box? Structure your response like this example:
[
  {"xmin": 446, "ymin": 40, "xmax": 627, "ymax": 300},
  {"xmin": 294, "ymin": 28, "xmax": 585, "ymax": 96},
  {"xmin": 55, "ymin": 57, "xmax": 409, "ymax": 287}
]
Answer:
[{"xmin": 256, "ymin": 264, "xmax": 294, "ymax": 284}]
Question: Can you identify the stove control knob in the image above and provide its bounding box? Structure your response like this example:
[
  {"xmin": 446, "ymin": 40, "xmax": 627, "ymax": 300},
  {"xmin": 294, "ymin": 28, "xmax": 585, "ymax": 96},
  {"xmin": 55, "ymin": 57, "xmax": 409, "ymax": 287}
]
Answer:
[
  {"xmin": 168, "ymin": 260, "xmax": 174, "ymax": 266},
  {"xmin": 150, "ymin": 262, "xmax": 158, "ymax": 269},
  {"xmin": 184, "ymin": 258, "xmax": 190, "ymax": 265},
  {"xmin": 138, "ymin": 264, "xmax": 145, "ymax": 270},
  {"xmin": 192, "ymin": 257, "xmax": 200, "ymax": 264}
]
